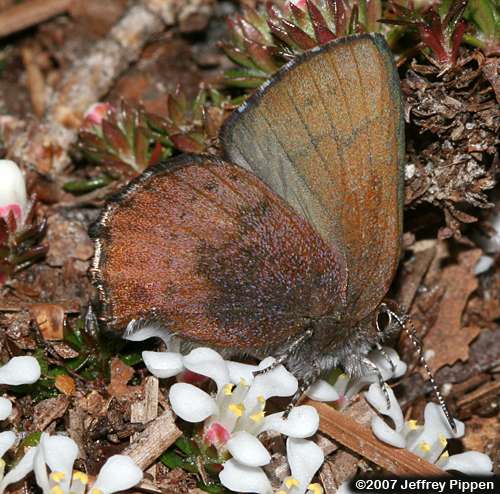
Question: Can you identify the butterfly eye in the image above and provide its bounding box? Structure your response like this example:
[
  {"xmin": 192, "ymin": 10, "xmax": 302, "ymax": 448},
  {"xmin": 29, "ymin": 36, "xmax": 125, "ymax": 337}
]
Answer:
[{"xmin": 376, "ymin": 305, "xmax": 392, "ymax": 333}]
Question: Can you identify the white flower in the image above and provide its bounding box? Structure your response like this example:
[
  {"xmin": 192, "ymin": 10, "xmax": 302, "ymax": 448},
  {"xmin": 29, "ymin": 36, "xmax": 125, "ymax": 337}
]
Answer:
[
  {"xmin": 279, "ymin": 438, "xmax": 325, "ymax": 494},
  {"xmin": 0, "ymin": 356, "xmax": 41, "ymax": 386},
  {"xmin": 0, "ymin": 431, "xmax": 16, "ymax": 482},
  {"xmin": 0, "ymin": 160, "xmax": 28, "ymax": 230},
  {"xmin": 219, "ymin": 439, "xmax": 324, "ymax": 494},
  {"xmin": 306, "ymin": 347, "xmax": 406, "ymax": 407},
  {"xmin": 0, "ymin": 399, "xmax": 12, "ymax": 421},
  {"xmin": 164, "ymin": 347, "xmax": 321, "ymax": 493},
  {"xmin": 365, "ymin": 383, "xmax": 493, "ymax": 475},
  {"xmin": 0, "ymin": 433, "xmax": 143, "ymax": 494}
]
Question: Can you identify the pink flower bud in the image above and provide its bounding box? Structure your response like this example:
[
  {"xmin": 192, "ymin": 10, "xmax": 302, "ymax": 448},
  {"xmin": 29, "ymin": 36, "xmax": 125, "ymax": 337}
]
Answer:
[
  {"xmin": 0, "ymin": 160, "xmax": 28, "ymax": 230},
  {"xmin": 204, "ymin": 422, "xmax": 231, "ymax": 446},
  {"xmin": 84, "ymin": 102, "xmax": 113, "ymax": 126},
  {"xmin": 286, "ymin": 0, "xmax": 307, "ymax": 11}
]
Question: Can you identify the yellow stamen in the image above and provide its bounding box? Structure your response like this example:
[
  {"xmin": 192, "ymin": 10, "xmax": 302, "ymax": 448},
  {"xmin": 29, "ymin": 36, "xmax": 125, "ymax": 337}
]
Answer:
[
  {"xmin": 50, "ymin": 471, "xmax": 66, "ymax": 482},
  {"xmin": 257, "ymin": 395, "xmax": 265, "ymax": 406},
  {"xmin": 90, "ymin": 489, "xmax": 103, "ymax": 494},
  {"xmin": 72, "ymin": 471, "xmax": 89, "ymax": 484},
  {"xmin": 277, "ymin": 491, "xmax": 287, "ymax": 494},
  {"xmin": 308, "ymin": 483, "xmax": 324, "ymax": 494},
  {"xmin": 419, "ymin": 441, "xmax": 431, "ymax": 453},
  {"xmin": 239, "ymin": 378, "xmax": 248, "ymax": 387},
  {"xmin": 338, "ymin": 373, "xmax": 348, "ymax": 380},
  {"xmin": 440, "ymin": 450, "xmax": 449, "ymax": 459},
  {"xmin": 250, "ymin": 411, "xmax": 265, "ymax": 423},
  {"xmin": 407, "ymin": 420, "xmax": 418, "ymax": 430},
  {"xmin": 284, "ymin": 477, "xmax": 300, "ymax": 488},
  {"xmin": 51, "ymin": 486, "xmax": 64, "ymax": 494},
  {"xmin": 223, "ymin": 384, "xmax": 234, "ymax": 396},
  {"xmin": 228, "ymin": 403, "xmax": 245, "ymax": 417},
  {"xmin": 438, "ymin": 433, "xmax": 447, "ymax": 447}
]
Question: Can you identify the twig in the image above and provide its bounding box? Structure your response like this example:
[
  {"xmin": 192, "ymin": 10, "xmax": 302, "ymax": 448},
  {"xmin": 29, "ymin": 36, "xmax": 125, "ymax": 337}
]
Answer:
[
  {"xmin": 123, "ymin": 406, "xmax": 182, "ymax": 471},
  {"xmin": 306, "ymin": 400, "xmax": 448, "ymax": 476},
  {"xmin": 20, "ymin": 44, "xmax": 46, "ymax": 117},
  {"xmin": 0, "ymin": 0, "xmax": 72, "ymax": 38},
  {"xmin": 131, "ymin": 376, "xmax": 160, "ymax": 480},
  {"xmin": 4, "ymin": 0, "xmax": 201, "ymax": 173}
]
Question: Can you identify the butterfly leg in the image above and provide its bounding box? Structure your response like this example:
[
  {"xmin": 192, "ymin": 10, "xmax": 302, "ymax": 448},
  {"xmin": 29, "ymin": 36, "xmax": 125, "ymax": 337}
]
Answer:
[
  {"xmin": 283, "ymin": 363, "xmax": 322, "ymax": 418},
  {"xmin": 253, "ymin": 327, "xmax": 314, "ymax": 376},
  {"xmin": 363, "ymin": 356, "xmax": 391, "ymax": 408}
]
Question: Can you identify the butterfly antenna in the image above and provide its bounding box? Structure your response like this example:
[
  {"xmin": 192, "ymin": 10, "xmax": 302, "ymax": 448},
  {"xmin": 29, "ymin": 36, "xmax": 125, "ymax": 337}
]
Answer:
[{"xmin": 387, "ymin": 309, "xmax": 457, "ymax": 433}]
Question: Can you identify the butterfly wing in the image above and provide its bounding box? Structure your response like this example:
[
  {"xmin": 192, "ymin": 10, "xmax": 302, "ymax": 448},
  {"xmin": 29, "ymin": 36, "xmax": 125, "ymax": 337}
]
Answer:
[
  {"xmin": 90, "ymin": 155, "xmax": 347, "ymax": 348},
  {"xmin": 220, "ymin": 33, "xmax": 404, "ymax": 322}
]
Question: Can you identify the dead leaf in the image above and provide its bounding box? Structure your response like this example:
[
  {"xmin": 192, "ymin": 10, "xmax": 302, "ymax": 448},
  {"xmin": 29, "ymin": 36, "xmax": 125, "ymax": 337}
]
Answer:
[
  {"xmin": 32, "ymin": 395, "xmax": 69, "ymax": 431},
  {"xmin": 107, "ymin": 357, "xmax": 135, "ymax": 397},
  {"xmin": 55, "ymin": 374, "xmax": 76, "ymax": 396},
  {"xmin": 423, "ymin": 249, "xmax": 482, "ymax": 371},
  {"xmin": 30, "ymin": 303, "xmax": 65, "ymax": 340}
]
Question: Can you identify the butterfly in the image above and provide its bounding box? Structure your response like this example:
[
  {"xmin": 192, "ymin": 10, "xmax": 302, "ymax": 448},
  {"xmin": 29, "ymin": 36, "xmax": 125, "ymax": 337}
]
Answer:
[{"xmin": 90, "ymin": 33, "xmax": 404, "ymax": 398}]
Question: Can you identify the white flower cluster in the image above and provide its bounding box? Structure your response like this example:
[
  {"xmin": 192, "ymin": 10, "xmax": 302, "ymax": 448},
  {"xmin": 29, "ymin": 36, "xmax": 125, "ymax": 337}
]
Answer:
[
  {"xmin": 0, "ymin": 433, "xmax": 142, "ymax": 494},
  {"xmin": 0, "ymin": 355, "xmax": 142, "ymax": 494},
  {"xmin": 129, "ymin": 321, "xmax": 494, "ymax": 492},
  {"xmin": 365, "ymin": 383, "xmax": 493, "ymax": 475},
  {"xmin": 0, "ymin": 356, "xmax": 40, "ymax": 485},
  {"xmin": 126, "ymin": 325, "xmax": 324, "ymax": 494}
]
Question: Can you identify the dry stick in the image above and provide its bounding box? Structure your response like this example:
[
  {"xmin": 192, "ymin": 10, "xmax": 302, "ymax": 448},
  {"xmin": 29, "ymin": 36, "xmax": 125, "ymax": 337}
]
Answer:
[
  {"xmin": 20, "ymin": 44, "xmax": 46, "ymax": 117},
  {"xmin": 0, "ymin": 0, "xmax": 72, "ymax": 38},
  {"xmin": 306, "ymin": 400, "xmax": 448, "ymax": 476},
  {"xmin": 131, "ymin": 376, "xmax": 160, "ymax": 483},
  {"xmin": 4, "ymin": 0, "xmax": 188, "ymax": 174},
  {"xmin": 123, "ymin": 406, "xmax": 182, "ymax": 471}
]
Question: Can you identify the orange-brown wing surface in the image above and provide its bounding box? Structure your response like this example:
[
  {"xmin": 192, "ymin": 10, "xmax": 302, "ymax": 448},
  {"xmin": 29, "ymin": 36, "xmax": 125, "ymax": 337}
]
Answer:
[
  {"xmin": 90, "ymin": 155, "xmax": 347, "ymax": 349},
  {"xmin": 220, "ymin": 33, "xmax": 404, "ymax": 322}
]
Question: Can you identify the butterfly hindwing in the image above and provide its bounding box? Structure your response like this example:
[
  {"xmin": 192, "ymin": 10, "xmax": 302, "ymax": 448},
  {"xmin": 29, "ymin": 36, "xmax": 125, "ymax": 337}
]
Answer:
[{"xmin": 91, "ymin": 155, "xmax": 347, "ymax": 348}]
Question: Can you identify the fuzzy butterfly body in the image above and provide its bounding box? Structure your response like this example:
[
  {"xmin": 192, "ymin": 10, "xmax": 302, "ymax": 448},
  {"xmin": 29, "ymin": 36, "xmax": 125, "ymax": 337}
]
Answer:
[{"xmin": 90, "ymin": 33, "xmax": 404, "ymax": 385}]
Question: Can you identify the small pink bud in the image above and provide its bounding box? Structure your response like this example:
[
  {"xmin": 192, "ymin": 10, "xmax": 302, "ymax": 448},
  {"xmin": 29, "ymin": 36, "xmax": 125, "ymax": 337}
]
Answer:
[
  {"xmin": 84, "ymin": 102, "xmax": 113, "ymax": 126},
  {"xmin": 177, "ymin": 369, "xmax": 209, "ymax": 385},
  {"xmin": 0, "ymin": 160, "xmax": 28, "ymax": 230},
  {"xmin": 286, "ymin": 0, "xmax": 307, "ymax": 11},
  {"xmin": 204, "ymin": 422, "xmax": 231, "ymax": 446}
]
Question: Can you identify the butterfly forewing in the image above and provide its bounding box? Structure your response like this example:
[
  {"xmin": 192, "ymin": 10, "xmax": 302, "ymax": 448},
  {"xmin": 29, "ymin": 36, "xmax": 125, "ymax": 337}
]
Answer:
[
  {"xmin": 220, "ymin": 34, "xmax": 404, "ymax": 321},
  {"xmin": 91, "ymin": 155, "xmax": 347, "ymax": 348}
]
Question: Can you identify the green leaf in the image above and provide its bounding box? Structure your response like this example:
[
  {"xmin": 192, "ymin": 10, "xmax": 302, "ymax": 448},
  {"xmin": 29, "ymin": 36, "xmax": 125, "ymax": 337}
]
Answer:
[
  {"xmin": 120, "ymin": 353, "xmax": 143, "ymax": 366},
  {"xmin": 63, "ymin": 175, "xmax": 113, "ymax": 194}
]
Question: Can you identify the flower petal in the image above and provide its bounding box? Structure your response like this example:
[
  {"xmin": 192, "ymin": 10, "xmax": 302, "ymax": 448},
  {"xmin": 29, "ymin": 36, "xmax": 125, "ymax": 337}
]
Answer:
[
  {"xmin": 34, "ymin": 435, "xmax": 49, "ymax": 494},
  {"xmin": 226, "ymin": 431, "xmax": 271, "ymax": 467},
  {"xmin": 0, "ymin": 357, "xmax": 41, "ymax": 385},
  {"xmin": 41, "ymin": 435, "xmax": 78, "ymax": 493},
  {"xmin": 226, "ymin": 361, "xmax": 259, "ymax": 385},
  {"xmin": 365, "ymin": 383, "xmax": 404, "ymax": 432},
  {"xmin": 306, "ymin": 380, "xmax": 339, "ymax": 402},
  {"xmin": 0, "ymin": 431, "xmax": 16, "ymax": 458},
  {"xmin": 124, "ymin": 320, "xmax": 171, "ymax": 345},
  {"xmin": 440, "ymin": 451, "xmax": 493, "ymax": 475},
  {"xmin": 370, "ymin": 416, "xmax": 406, "ymax": 448},
  {"xmin": 0, "ymin": 398, "xmax": 12, "ymax": 420},
  {"xmin": 142, "ymin": 351, "xmax": 184, "ymax": 378},
  {"xmin": 169, "ymin": 383, "xmax": 217, "ymax": 422},
  {"xmin": 285, "ymin": 438, "xmax": 324, "ymax": 494},
  {"xmin": 259, "ymin": 406, "xmax": 319, "ymax": 438},
  {"xmin": 244, "ymin": 364, "xmax": 298, "ymax": 408},
  {"xmin": 182, "ymin": 348, "xmax": 230, "ymax": 392},
  {"xmin": 219, "ymin": 459, "xmax": 272, "ymax": 494},
  {"xmin": 0, "ymin": 446, "xmax": 36, "ymax": 494},
  {"xmin": 92, "ymin": 455, "xmax": 143, "ymax": 494}
]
